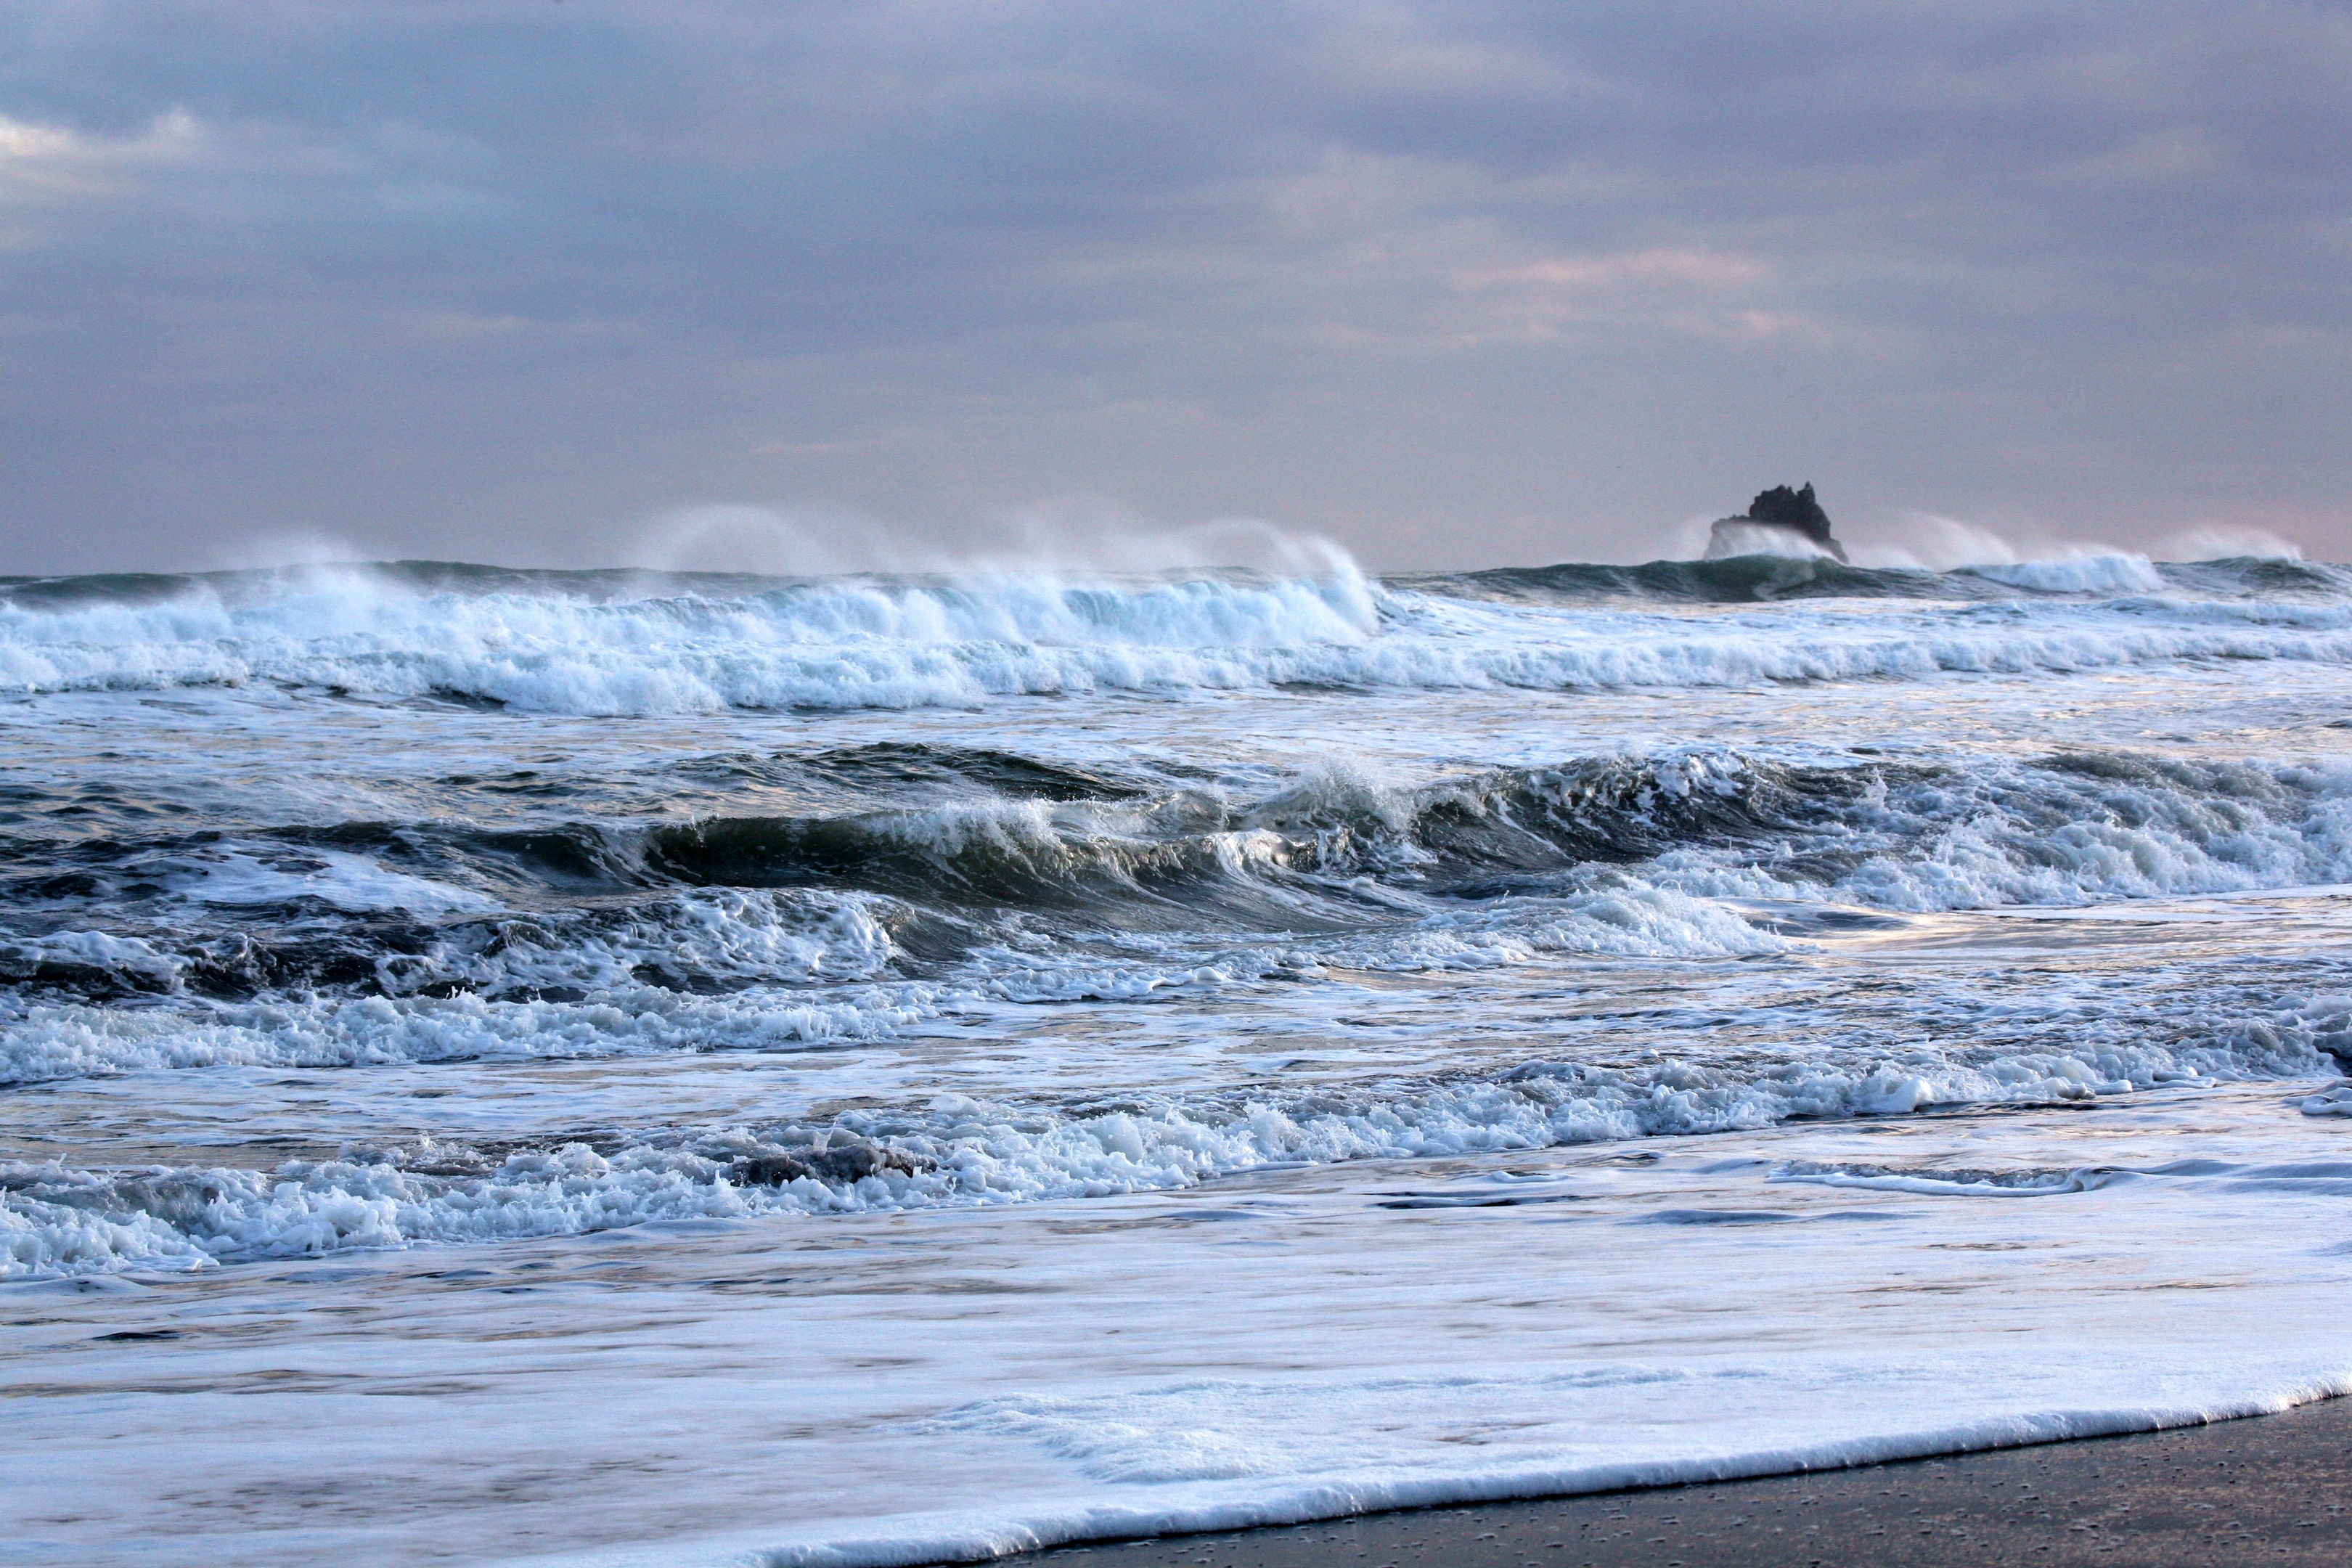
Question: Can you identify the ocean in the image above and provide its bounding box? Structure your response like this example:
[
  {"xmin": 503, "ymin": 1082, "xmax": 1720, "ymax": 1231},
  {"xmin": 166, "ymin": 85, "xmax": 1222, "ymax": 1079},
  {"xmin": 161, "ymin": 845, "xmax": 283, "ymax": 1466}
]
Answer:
[{"xmin": 6, "ymin": 548, "xmax": 2352, "ymax": 1566}]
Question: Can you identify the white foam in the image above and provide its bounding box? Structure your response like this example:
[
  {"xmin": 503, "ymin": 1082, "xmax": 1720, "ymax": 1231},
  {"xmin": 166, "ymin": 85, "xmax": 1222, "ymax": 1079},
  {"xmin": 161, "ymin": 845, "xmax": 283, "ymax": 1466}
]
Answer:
[
  {"xmin": 1646, "ymin": 751, "xmax": 2352, "ymax": 913},
  {"xmin": 12, "ymin": 1088, "xmax": 2352, "ymax": 1568},
  {"xmin": 1700, "ymin": 522, "xmax": 1839, "ymax": 561},
  {"xmin": 1966, "ymin": 552, "xmax": 2165, "ymax": 595},
  {"xmin": 0, "ymin": 982, "xmax": 936, "ymax": 1088},
  {"xmin": 1849, "ymin": 515, "xmax": 2189, "ymax": 586},
  {"xmin": 7, "ymin": 564, "xmax": 2352, "ymax": 715},
  {"xmin": 13, "ymin": 558, "xmax": 2352, "ymax": 1567},
  {"xmin": 1769, "ymin": 1161, "xmax": 2110, "ymax": 1196},
  {"xmin": 4, "ymin": 989, "xmax": 2335, "ymax": 1277},
  {"xmin": 173, "ymin": 847, "xmax": 498, "ymax": 915},
  {"xmin": 401, "ymin": 889, "xmax": 906, "ymax": 995}
]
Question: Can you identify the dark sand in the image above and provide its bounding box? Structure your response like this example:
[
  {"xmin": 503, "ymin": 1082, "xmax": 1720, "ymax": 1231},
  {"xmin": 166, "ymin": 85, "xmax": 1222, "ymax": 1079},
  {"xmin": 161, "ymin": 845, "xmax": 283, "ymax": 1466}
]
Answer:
[{"xmin": 995, "ymin": 1397, "xmax": 2352, "ymax": 1567}]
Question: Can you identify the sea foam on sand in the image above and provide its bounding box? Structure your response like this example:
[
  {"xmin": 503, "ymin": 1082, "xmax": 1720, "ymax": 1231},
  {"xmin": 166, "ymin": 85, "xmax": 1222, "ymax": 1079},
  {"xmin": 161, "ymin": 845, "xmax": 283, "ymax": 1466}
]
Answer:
[{"xmin": 7, "ymin": 1082, "xmax": 2350, "ymax": 1568}]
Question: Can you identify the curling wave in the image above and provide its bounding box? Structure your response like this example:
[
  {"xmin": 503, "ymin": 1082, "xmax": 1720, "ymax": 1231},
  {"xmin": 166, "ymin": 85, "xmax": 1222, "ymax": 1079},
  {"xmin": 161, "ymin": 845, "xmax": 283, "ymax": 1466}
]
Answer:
[{"xmin": 7, "ymin": 748, "xmax": 2352, "ymax": 1029}]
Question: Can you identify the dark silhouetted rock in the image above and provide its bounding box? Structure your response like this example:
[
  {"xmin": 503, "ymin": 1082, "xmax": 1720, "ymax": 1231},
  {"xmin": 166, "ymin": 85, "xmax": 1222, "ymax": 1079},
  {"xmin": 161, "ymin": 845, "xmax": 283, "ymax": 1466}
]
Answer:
[
  {"xmin": 1705, "ymin": 482, "xmax": 1847, "ymax": 562},
  {"xmin": 1746, "ymin": 484, "xmax": 1833, "ymax": 544}
]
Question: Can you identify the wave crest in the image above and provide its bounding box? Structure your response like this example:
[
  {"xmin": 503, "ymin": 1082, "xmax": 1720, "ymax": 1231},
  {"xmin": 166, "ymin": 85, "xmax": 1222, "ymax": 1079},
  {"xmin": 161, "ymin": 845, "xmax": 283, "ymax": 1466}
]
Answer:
[{"xmin": 5, "ymin": 558, "xmax": 2352, "ymax": 714}]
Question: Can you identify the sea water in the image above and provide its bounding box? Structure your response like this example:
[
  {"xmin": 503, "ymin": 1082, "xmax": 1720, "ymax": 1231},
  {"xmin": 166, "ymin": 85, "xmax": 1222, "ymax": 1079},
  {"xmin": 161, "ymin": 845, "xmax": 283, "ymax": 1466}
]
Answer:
[{"xmin": 3, "ymin": 552, "xmax": 2350, "ymax": 1564}]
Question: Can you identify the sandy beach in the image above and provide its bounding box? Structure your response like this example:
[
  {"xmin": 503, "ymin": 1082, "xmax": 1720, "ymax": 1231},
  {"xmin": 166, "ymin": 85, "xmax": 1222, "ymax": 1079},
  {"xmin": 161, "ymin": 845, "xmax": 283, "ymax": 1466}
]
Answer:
[{"xmin": 999, "ymin": 1397, "xmax": 2352, "ymax": 1567}]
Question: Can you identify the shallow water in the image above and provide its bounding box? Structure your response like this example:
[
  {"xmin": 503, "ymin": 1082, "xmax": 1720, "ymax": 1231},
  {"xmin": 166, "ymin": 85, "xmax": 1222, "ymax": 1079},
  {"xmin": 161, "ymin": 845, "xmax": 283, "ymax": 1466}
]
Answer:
[{"xmin": 3, "ymin": 552, "xmax": 2350, "ymax": 1563}]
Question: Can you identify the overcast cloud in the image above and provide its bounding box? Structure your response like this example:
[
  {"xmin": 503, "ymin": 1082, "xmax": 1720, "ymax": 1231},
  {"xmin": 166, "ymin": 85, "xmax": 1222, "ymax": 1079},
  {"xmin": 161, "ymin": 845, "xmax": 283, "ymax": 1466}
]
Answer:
[{"xmin": 1, "ymin": 1, "xmax": 2346, "ymax": 573}]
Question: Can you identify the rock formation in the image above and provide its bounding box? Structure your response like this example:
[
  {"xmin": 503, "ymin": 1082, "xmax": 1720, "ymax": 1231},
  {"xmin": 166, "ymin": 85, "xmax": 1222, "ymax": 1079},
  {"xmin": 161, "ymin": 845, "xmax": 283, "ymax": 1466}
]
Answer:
[{"xmin": 1705, "ymin": 483, "xmax": 1847, "ymax": 563}]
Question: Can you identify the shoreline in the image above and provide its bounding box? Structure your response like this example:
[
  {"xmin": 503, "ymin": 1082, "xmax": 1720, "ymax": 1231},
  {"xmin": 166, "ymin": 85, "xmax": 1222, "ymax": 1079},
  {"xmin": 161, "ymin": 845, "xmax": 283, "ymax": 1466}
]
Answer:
[{"xmin": 987, "ymin": 1396, "xmax": 2352, "ymax": 1567}]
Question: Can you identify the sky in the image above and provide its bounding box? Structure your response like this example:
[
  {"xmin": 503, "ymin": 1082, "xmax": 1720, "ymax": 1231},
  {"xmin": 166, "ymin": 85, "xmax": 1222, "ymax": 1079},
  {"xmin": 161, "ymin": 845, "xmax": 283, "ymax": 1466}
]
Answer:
[{"xmin": 1, "ymin": 1, "xmax": 2347, "ymax": 575}]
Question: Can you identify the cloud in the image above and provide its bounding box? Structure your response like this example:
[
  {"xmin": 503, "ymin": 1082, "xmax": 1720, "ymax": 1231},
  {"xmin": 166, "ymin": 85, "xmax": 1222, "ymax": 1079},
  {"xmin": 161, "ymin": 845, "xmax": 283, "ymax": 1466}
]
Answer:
[
  {"xmin": 0, "ymin": 106, "xmax": 200, "ymax": 213},
  {"xmin": 0, "ymin": 1, "xmax": 2345, "ymax": 571}
]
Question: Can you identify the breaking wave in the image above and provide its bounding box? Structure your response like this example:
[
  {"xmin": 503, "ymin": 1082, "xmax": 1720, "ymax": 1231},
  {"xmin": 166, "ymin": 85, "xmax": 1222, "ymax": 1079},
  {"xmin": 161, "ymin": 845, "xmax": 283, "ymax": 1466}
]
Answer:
[
  {"xmin": 8, "ymin": 747, "xmax": 2352, "ymax": 1026},
  {"xmin": 6, "ymin": 981, "xmax": 2344, "ymax": 1277},
  {"xmin": 3, "ymin": 557, "xmax": 2351, "ymax": 714},
  {"xmin": 11, "ymin": 554, "xmax": 2352, "ymax": 1281}
]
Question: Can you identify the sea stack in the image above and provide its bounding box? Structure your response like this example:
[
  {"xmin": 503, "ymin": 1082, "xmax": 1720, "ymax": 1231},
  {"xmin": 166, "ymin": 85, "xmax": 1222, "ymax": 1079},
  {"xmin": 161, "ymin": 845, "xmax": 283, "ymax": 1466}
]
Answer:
[{"xmin": 1705, "ymin": 483, "xmax": 1847, "ymax": 563}]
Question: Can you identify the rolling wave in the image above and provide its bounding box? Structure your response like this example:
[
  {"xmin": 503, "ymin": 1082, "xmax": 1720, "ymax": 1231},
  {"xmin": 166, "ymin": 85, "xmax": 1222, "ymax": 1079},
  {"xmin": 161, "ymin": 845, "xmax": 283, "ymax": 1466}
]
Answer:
[
  {"xmin": 4, "ymin": 558, "xmax": 2351, "ymax": 715},
  {"xmin": 7, "ymin": 978, "xmax": 2344, "ymax": 1277},
  {"xmin": 6, "ymin": 746, "xmax": 2350, "ymax": 1027}
]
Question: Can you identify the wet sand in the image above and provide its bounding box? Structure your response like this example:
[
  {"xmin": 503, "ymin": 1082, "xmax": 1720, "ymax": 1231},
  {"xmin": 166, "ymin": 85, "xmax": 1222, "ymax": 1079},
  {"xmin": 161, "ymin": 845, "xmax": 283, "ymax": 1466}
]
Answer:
[{"xmin": 998, "ymin": 1397, "xmax": 2352, "ymax": 1567}]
